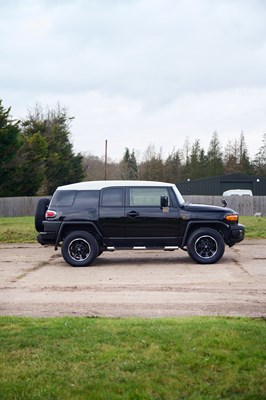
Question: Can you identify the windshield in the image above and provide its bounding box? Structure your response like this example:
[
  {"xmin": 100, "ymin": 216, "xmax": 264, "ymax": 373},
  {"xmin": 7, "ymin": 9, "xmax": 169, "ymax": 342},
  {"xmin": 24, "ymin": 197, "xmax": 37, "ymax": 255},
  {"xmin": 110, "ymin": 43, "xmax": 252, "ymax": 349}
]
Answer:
[{"xmin": 173, "ymin": 186, "xmax": 185, "ymax": 206}]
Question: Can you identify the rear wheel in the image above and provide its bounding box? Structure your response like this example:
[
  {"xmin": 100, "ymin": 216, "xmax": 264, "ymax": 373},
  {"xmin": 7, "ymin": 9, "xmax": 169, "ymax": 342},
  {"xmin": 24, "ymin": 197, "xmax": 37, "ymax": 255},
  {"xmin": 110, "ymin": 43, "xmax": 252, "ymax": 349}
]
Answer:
[
  {"xmin": 187, "ymin": 228, "xmax": 225, "ymax": 264},
  {"xmin": 35, "ymin": 198, "xmax": 50, "ymax": 232},
  {"xmin": 61, "ymin": 231, "xmax": 99, "ymax": 267}
]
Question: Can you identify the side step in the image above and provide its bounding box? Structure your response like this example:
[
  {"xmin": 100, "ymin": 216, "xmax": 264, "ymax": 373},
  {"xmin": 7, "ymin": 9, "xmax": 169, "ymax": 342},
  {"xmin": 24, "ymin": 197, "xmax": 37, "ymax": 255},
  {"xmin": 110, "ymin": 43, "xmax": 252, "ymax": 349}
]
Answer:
[{"xmin": 106, "ymin": 246, "xmax": 179, "ymax": 251}]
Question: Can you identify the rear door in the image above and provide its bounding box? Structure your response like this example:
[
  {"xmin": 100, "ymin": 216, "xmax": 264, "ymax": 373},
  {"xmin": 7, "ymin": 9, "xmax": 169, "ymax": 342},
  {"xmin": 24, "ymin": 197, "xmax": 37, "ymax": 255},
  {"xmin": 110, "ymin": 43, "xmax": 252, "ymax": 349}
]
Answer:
[{"xmin": 98, "ymin": 187, "xmax": 125, "ymax": 241}]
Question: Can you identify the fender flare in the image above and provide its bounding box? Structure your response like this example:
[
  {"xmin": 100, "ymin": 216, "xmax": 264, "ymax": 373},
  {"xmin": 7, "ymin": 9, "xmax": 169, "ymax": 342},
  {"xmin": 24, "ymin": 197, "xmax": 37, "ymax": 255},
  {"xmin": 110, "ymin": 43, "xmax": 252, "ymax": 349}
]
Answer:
[
  {"xmin": 54, "ymin": 221, "xmax": 103, "ymax": 250},
  {"xmin": 181, "ymin": 220, "xmax": 230, "ymax": 248}
]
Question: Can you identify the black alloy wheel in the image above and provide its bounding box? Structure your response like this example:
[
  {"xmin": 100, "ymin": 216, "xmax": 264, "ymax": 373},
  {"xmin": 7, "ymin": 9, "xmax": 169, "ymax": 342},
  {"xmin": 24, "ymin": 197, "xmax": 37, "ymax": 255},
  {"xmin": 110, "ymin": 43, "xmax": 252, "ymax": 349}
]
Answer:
[
  {"xmin": 61, "ymin": 231, "xmax": 99, "ymax": 267},
  {"xmin": 187, "ymin": 228, "xmax": 225, "ymax": 264}
]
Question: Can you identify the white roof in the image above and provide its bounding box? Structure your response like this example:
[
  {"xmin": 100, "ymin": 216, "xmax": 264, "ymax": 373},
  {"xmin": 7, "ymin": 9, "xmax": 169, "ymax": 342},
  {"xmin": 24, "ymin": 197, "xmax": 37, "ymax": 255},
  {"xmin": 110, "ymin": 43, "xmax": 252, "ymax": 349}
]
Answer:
[
  {"xmin": 57, "ymin": 180, "xmax": 175, "ymax": 191},
  {"xmin": 223, "ymin": 189, "xmax": 253, "ymax": 196}
]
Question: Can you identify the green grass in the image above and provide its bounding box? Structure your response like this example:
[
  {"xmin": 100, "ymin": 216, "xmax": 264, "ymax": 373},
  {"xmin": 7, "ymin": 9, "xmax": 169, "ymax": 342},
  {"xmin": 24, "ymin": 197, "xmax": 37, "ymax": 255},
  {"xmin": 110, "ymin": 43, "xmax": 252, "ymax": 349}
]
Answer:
[
  {"xmin": 0, "ymin": 216, "xmax": 266, "ymax": 243},
  {"xmin": 0, "ymin": 316, "xmax": 265, "ymax": 400},
  {"xmin": 0, "ymin": 216, "xmax": 36, "ymax": 243},
  {"xmin": 240, "ymin": 216, "xmax": 266, "ymax": 239}
]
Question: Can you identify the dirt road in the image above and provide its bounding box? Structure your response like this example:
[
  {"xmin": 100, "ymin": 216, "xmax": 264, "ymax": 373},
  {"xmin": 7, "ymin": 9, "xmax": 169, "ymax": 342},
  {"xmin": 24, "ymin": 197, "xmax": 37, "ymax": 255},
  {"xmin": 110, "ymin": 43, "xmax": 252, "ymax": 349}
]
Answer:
[{"xmin": 0, "ymin": 240, "xmax": 265, "ymax": 318}]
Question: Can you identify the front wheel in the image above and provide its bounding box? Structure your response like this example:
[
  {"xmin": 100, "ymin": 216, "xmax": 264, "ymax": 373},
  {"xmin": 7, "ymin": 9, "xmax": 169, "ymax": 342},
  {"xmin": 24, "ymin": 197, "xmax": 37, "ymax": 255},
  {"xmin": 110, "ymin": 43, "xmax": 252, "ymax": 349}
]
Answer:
[
  {"xmin": 61, "ymin": 231, "xmax": 99, "ymax": 267},
  {"xmin": 187, "ymin": 228, "xmax": 225, "ymax": 264}
]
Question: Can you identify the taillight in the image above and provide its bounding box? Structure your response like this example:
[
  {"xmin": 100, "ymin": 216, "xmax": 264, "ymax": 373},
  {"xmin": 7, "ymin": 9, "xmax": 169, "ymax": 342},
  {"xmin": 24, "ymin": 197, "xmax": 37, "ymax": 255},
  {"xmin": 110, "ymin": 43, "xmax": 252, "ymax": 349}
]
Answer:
[{"xmin": 45, "ymin": 210, "xmax": 57, "ymax": 219}]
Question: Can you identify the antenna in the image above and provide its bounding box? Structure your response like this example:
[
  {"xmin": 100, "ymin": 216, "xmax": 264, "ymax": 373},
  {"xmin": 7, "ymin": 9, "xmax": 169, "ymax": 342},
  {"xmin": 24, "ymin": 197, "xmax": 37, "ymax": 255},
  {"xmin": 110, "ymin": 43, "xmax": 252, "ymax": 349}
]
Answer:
[{"xmin": 104, "ymin": 140, "xmax": 107, "ymax": 180}]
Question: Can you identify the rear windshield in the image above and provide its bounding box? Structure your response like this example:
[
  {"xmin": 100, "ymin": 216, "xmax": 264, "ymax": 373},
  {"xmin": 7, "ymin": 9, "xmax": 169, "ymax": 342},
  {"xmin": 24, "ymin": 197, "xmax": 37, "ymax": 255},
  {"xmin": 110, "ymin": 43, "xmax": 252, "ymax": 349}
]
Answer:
[{"xmin": 50, "ymin": 190, "xmax": 99, "ymax": 207}]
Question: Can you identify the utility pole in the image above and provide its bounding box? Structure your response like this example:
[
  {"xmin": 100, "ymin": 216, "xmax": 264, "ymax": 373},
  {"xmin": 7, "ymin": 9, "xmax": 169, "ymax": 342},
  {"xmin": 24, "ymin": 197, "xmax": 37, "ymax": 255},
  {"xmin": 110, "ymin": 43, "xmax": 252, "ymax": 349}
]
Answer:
[{"xmin": 104, "ymin": 139, "xmax": 107, "ymax": 180}]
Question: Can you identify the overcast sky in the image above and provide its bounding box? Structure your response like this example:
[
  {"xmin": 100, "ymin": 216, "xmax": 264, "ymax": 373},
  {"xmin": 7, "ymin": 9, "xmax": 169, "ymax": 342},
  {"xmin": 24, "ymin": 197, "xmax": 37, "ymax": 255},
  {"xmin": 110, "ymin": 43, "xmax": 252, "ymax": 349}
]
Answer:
[{"xmin": 1, "ymin": 0, "xmax": 266, "ymax": 161}]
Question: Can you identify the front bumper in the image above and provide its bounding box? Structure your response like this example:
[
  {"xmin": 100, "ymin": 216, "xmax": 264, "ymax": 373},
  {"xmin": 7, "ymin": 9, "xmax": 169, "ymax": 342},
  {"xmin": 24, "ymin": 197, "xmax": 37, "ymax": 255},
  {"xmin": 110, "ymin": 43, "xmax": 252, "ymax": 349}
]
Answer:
[{"xmin": 230, "ymin": 223, "xmax": 245, "ymax": 244}]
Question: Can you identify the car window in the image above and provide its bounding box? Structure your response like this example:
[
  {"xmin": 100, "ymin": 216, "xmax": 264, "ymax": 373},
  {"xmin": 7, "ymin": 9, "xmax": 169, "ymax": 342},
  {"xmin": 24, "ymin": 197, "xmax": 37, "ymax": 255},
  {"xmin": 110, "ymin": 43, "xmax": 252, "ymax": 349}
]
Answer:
[
  {"xmin": 74, "ymin": 190, "xmax": 99, "ymax": 207},
  {"xmin": 129, "ymin": 187, "xmax": 170, "ymax": 206},
  {"xmin": 50, "ymin": 190, "xmax": 75, "ymax": 207},
  {"xmin": 101, "ymin": 188, "xmax": 123, "ymax": 206}
]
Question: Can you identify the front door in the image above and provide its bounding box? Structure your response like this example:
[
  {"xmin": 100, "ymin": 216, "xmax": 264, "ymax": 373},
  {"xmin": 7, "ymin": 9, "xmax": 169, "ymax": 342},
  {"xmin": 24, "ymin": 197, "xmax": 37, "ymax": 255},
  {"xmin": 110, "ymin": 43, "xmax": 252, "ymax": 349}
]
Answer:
[{"xmin": 125, "ymin": 186, "xmax": 181, "ymax": 246}]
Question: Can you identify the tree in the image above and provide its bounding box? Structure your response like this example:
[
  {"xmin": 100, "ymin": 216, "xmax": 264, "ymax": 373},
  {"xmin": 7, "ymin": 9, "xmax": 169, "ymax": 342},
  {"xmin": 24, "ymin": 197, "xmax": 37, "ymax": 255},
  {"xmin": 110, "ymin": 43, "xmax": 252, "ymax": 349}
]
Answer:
[
  {"xmin": 13, "ymin": 133, "xmax": 48, "ymax": 195},
  {"xmin": 139, "ymin": 145, "xmax": 164, "ymax": 181},
  {"xmin": 224, "ymin": 132, "xmax": 253, "ymax": 175},
  {"xmin": 0, "ymin": 100, "xmax": 22, "ymax": 196},
  {"xmin": 238, "ymin": 131, "xmax": 253, "ymax": 174},
  {"xmin": 163, "ymin": 149, "xmax": 183, "ymax": 182},
  {"xmin": 224, "ymin": 139, "xmax": 239, "ymax": 174},
  {"xmin": 188, "ymin": 139, "xmax": 206, "ymax": 180},
  {"xmin": 83, "ymin": 154, "xmax": 120, "ymax": 180},
  {"xmin": 253, "ymin": 132, "xmax": 266, "ymax": 176},
  {"xmin": 120, "ymin": 148, "xmax": 138, "ymax": 180},
  {"xmin": 206, "ymin": 132, "xmax": 224, "ymax": 176},
  {"xmin": 22, "ymin": 104, "xmax": 84, "ymax": 194}
]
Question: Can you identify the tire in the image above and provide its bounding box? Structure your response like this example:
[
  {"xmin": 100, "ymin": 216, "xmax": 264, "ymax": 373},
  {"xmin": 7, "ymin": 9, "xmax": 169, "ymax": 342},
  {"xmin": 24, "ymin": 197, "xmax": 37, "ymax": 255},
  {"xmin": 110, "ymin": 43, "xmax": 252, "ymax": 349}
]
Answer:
[
  {"xmin": 187, "ymin": 228, "xmax": 225, "ymax": 264},
  {"xmin": 35, "ymin": 198, "xmax": 50, "ymax": 232},
  {"xmin": 61, "ymin": 231, "xmax": 99, "ymax": 267}
]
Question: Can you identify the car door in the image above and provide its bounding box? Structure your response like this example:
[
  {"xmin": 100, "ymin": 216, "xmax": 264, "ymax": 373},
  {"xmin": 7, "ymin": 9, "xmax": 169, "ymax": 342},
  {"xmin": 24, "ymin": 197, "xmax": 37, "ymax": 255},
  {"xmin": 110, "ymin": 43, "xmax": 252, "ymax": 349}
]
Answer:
[
  {"xmin": 98, "ymin": 187, "xmax": 126, "ymax": 242},
  {"xmin": 125, "ymin": 186, "xmax": 182, "ymax": 246}
]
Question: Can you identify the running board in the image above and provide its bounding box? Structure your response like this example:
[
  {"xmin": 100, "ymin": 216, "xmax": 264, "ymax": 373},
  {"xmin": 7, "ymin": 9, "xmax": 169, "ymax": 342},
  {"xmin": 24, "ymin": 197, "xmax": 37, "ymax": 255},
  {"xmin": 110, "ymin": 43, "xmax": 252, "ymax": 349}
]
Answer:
[{"xmin": 106, "ymin": 246, "xmax": 179, "ymax": 251}]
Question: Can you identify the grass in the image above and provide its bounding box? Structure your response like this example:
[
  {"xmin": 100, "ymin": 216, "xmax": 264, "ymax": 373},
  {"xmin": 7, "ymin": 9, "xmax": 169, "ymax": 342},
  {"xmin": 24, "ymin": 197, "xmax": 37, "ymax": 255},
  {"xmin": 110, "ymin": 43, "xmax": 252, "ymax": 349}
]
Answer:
[
  {"xmin": 0, "ymin": 215, "xmax": 266, "ymax": 243},
  {"xmin": 0, "ymin": 220, "xmax": 265, "ymax": 399},
  {"xmin": 0, "ymin": 216, "xmax": 36, "ymax": 243},
  {"xmin": 0, "ymin": 316, "xmax": 265, "ymax": 400},
  {"xmin": 240, "ymin": 216, "xmax": 266, "ymax": 239}
]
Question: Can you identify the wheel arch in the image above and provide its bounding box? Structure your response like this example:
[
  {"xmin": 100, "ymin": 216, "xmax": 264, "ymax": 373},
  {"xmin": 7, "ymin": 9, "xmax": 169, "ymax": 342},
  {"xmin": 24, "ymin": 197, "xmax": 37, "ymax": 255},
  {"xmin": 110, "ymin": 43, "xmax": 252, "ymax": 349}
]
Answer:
[
  {"xmin": 54, "ymin": 221, "xmax": 103, "ymax": 250},
  {"xmin": 181, "ymin": 221, "xmax": 229, "ymax": 248}
]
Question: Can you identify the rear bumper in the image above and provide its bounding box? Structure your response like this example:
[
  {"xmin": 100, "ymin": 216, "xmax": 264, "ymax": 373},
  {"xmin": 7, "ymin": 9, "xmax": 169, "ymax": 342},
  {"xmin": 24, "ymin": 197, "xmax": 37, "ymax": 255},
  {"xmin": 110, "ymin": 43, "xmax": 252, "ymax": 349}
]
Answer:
[
  {"xmin": 37, "ymin": 220, "xmax": 61, "ymax": 246},
  {"xmin": 37, "ymin": 232, "xmax": 56, "ymax": 246}
]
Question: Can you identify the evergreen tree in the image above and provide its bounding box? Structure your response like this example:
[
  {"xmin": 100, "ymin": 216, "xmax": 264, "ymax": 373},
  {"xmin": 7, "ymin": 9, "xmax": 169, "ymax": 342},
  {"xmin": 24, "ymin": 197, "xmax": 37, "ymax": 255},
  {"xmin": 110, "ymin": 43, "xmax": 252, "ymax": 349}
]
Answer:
[
  {"xmin": 206, "ymin": 132, "xmax": 224, "ymax": 176},
  {"xmin": 120, "ymin": 147, "xmax": 138, "ymax": 179},
  {"xmin": 238, "ymin": 131, "xmax": 253, "ymax": 174},
  {"xmin": 163, "ymin": 149, "xmax": 183, "ymax": 182},
  {"xmin": 188, "ymin": 139, "xmax": 206, "ymax": 179},
  {"xmin": 13, "ymin": 133, "xmax": 48, "ymax": 195},
  {"xmin": 22, "ymin": 104, "xmax": 84, "ymax": 194},
  {"xmin": 0, "ymin": 100, "xmax": 22, "ymax": 196},
  {"xmin": 253, "ymin": 132, "xmax": 266, "ymax": 176}
]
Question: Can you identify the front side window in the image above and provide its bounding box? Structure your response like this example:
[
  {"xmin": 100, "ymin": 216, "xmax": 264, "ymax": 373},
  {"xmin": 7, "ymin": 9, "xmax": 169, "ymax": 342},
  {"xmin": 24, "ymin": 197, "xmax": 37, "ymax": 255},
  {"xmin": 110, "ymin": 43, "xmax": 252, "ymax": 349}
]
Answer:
[
  {"xmin": 101, "ymin": 188, "xmax": 123, "ymax": 206},
  {"xmin": 129, "ymin": 187, "xmax": 170, "ymax": 206}
]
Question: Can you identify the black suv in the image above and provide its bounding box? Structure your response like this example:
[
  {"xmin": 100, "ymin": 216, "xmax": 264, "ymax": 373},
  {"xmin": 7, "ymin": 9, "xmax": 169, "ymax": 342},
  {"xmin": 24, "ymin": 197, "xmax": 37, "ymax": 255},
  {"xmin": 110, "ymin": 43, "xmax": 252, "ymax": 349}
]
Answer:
[{"xmin": 35, "ymin": 180, "xmax": 245, "ymax": 267}]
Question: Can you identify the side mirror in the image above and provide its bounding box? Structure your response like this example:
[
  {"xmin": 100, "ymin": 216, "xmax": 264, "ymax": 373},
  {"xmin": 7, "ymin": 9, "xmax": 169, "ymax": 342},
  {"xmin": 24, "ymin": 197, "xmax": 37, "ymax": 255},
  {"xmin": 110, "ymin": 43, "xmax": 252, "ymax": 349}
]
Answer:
[
  {"xmin": 222, "ymin": 199, "xmax": 227, "ymax": 207},
  {"xmin": 160, "ymin": 195, "xmax": 169, "ymax": 208}
]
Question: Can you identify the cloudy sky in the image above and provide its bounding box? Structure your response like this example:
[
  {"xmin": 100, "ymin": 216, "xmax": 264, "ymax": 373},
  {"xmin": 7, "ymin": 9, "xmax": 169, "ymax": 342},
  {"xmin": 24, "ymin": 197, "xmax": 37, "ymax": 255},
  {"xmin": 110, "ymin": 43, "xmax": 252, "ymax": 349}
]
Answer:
[{"xmin": 1, "ymin": 0, "xmax": 266, "ymax": 161}]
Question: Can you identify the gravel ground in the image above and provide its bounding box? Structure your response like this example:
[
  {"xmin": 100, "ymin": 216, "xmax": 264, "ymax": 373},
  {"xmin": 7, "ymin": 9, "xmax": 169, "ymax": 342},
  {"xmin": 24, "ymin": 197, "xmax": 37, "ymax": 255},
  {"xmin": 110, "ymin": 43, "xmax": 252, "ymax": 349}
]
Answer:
[{"xmin": 0, "ymin": 240, "xmax": 265, "ymax": 318}]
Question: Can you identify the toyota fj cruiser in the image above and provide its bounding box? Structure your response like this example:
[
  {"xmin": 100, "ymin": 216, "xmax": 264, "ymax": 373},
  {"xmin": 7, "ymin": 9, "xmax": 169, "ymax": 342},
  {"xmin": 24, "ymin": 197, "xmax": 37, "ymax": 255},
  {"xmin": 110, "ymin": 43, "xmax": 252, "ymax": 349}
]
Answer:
[{"xmin": 35, "ymin": 180, "xmax": 245, "ymax": 267}]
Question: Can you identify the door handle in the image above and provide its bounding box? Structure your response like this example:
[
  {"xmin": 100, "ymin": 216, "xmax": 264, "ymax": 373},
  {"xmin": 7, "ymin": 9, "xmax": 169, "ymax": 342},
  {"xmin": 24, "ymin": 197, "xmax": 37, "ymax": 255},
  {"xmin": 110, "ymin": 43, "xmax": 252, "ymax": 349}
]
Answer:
[{"xmin": 126, "ymin": 211, "xmax": 140, "ymax": 217}]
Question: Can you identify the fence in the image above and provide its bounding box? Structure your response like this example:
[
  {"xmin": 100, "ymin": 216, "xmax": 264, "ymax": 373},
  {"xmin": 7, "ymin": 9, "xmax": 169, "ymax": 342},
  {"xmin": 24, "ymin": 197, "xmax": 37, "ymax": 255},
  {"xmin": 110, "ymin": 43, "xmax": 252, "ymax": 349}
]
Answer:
[
  {"xmin": 0, "ymin": 195, "xmax": 265, "ymax": 217},
  {"xmin": 184, "ymin": 195, "xmax": 266, "ymax": 216},
  {"xmin": 0, "ymin": 197, "xmax": 51, "ymax": 217}
]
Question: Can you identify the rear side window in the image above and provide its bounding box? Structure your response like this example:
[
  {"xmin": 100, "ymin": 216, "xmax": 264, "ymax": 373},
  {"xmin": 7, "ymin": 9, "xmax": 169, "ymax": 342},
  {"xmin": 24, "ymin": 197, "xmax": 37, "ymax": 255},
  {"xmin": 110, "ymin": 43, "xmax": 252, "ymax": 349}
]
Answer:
[
  {"xmin": 50, "ymin": 190, "xmax": 99, "ymax": 207},
  {"xmin": 129, "ymin": 187, "xmax": 170, "ymax": 206},
  {"xmin": 74, "ymin": 191, "xmax": 99, "ymax": 207},
  {"xmin": 50, "ymin": 190, "xmax": 75, "ymax": 207},
  {"xmin": 101, "ymin": 188, "xmax": 123, "ymax": 206}
]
